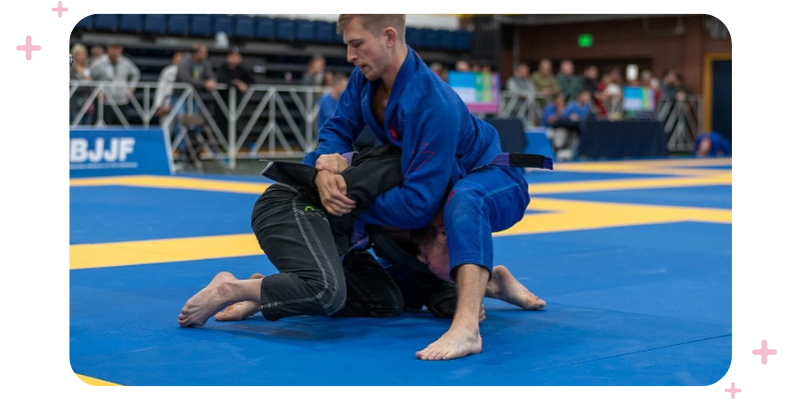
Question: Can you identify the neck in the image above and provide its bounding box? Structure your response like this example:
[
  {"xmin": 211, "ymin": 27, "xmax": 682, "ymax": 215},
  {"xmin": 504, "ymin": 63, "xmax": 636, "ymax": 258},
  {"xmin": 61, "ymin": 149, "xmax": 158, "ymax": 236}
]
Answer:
[{"xmin": 379, "ymin": 43, "xmax": 408, "ymax": 93}]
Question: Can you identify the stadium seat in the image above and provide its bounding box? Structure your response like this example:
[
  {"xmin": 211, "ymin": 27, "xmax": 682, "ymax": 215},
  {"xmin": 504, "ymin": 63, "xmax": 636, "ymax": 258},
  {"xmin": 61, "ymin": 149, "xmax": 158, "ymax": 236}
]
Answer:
[
  {"xmin": 296, "ymin": 20, "xmax": 314, "ymax": 42},
  {"xmin": 314, "ymin": 21, "xmax": 336, "ymax": 43},
  {"xmin": 213, "ymin": 15, "xmax": 233, "ymax": 37},
  {"xmin": 421, "ymin": 29, "xmax": 437, "ymax": 49},
  {"xmin": 438, "ymin": 30, "xmax": 455, "ymax": 50},
  {"xmin": 406, "ymin": 27, "xmax": 423, "ymax": 49},
  {"xmin": 74, "ymin": 15, "xmax": 93, "ymax": 31},
  {"xmin": 255, "ymin": 17, "xmax": 276, "ymax": 41},
  {"xmin": 120, "ymin": 14, "xmax": 143, "ymax": 33},
  {"xmin": 190, "ymin": 15, "xmax": 212, "ymax": 37},
  {"xmin": 275, "ymin": 18, "xmax": 296, "ymax": 42},
  {"xmin": 167, "ymin": 14, "xmax": 190, "ymax": 36},
  {"xmin": 233, "ymin": 15, "xmax": 254, "ymax": 39},
  {"xmin": 93, "ymin": 14, "xmax": 119, "ymax": 32},
  {"xmin": 144, "ymin": 14, "xmax": 166, "ymax": 35},
  {"xmin": 455, "ymin": 30, "xmax": 471, "ymax": 51}
]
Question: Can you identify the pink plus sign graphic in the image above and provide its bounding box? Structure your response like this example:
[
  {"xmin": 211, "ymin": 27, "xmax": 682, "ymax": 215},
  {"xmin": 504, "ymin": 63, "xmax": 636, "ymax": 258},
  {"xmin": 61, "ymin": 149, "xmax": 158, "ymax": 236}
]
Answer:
[
  {"xmin": 16, "ymin": 36, "xmax": 41, "ymax": 60},
  {"xmin": 725, "ymin": 382, "xmax": 741, "ymax": 399},
  {"xmin": 752, "ymin": 339, "xmax": 777, "ymax": 364},
  {"xmin": 52, "ymin": 2, "xmax": 68, "ymax": 18}
]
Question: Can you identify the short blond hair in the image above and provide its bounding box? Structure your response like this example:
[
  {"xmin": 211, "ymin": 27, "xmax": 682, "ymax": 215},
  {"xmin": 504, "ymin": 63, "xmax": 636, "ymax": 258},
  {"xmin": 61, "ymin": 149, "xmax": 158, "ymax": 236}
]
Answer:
[{"xmin": 337, "ymin": 14, "xmax": 406, "ymax": 42}]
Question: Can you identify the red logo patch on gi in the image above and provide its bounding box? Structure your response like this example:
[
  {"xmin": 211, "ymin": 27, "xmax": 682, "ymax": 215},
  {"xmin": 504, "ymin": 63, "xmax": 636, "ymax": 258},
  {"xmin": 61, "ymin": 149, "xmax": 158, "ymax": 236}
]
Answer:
[
  {"xmin": 390, "ymin": 126, "xmax": 399, "ymax": 141},
  {"xmin": 447, "ymin": 190, "xmax": 456, "ymax": 203}
]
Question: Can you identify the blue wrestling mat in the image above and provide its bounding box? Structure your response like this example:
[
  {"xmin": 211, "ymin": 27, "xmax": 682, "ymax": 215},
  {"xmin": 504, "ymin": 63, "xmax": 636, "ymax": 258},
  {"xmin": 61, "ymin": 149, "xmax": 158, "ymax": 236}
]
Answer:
[{"xmin": 69, "ymin": 157, "xmax": 732, "ymax": 386}]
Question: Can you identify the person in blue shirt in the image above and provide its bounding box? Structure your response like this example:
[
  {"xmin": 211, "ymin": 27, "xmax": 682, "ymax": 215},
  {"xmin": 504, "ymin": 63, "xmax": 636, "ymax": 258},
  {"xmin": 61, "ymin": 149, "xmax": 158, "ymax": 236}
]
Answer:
[
  {"xmin": 562, "ymin": 89, "xmax": 594, "ymax": 121},
  {"xmin": 316, "ymin": 72, "xmax": 349, "ymax": 132},
  {"xmin": 694, "ymin": 131, "xmax": 732, "ymax": 157},
  {"xmin": 306, "ymin": 14, "xmax": 530, "ymax": 361}
]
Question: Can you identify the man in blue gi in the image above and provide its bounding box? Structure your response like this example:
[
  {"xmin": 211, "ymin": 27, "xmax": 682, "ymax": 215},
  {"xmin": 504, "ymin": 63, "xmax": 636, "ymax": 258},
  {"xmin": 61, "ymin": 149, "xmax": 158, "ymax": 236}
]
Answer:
[{"xmin": 309, "ymin": 15, "xmax": 531, "ymax": 361}]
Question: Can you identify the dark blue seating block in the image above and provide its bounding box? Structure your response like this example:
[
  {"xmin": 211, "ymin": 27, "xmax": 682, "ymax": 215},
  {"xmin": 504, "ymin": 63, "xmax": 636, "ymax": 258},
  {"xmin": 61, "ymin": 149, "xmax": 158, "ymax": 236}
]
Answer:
[
  {"xmin": 406, "ymin": 27, "xmax": 423, "ymax": 48},
  {"xmin": 296, "ymin": 20, "xmax": 314, "ymax": 42},
  {"xmin": 75, "ymin": 15, "xmax": 94, "ymax": 31},
  {"xmin": 314, "ymin": 21, "xmax": 336, "ymax": 43},
  {"xmin": 190, "ymin": 15, "xmax": 212, "ymax": 37},
  {"xmin": 455, "ymin": 30, "xmax": 471, "ymax": 51},
  {"xmin": 437, "ymin": 30, "xmax": 455, "ymax": 50},
  {"xmin": 120, "ymin": 14, "xmax": 143, "ymax": 33},
  {"xmin": 94, "ymin": 14, "xmax": 119, "ymax": 32},
  {"xmin": 420, "ymin": 28, "xmax": 437, "ymax": 49},
  {"xmin": 233, "ymin": 15, "xmax": 254, "ymax": 39},
  {"xmin": 255, "ymin": 17, "xmax": 276, "ymax": 40},
  {"xmin": 144, "ymin": 14, "xmax": 166, "ymax": 34},
  {"xmin": 213, "ymin": 15, "xmax": 233, "ymax": 37},
  {"xmin": 275, "ymin": 18, "xmax": 296, "ymax": 42},
  {"xmin": 167, "ymin": 14, "xmax": 190, "ymax": 36}
]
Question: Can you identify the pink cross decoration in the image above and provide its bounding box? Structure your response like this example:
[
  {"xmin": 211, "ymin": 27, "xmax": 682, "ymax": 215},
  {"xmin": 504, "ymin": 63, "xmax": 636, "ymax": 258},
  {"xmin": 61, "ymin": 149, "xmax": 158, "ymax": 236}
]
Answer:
[
  {"xmin": 725, "ymin": 382, "xmax": 741, "ymax": 399},
  {"xmin": 16, "ymin": 36, "xmax": 41, "ymax": 60},
  {"xmin": 52, "ymin": 2, "xmax": 68, "ymax": 18},
  {"xmin": 752, "ymin": 339, "xmax": 777, "ymax": 364}
]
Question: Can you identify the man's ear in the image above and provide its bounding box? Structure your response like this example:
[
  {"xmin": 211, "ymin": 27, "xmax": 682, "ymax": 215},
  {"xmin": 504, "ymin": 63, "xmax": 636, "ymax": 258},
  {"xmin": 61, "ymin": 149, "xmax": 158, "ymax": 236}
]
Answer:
[
  {"xmin": 437, "ymin": 227, "xmax": 447, "ymax": 243},
  {"xmin": 384, "ymin": 27, "xmax": 398, "ymax": 48}
]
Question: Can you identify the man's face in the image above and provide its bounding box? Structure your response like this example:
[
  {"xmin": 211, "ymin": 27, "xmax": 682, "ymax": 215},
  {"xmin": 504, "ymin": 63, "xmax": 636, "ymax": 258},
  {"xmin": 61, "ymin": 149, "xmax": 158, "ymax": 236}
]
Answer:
[
  {"xmin": 227, "ymin": 52, "xmax": 241, "ymax": 67},
  {"xmin": 561, "ymin": 61, "xmax": 573, "ymax": 75},
  {"xmin": 172, "ymin": 53, "xmax": 183, "ymax": 65},
  {"xmin": 343, "ymin": 17, "xmax": 388, "ymax": 81},
  {"xmin": 516, "ymin": 65, "xmax": 529, "ymax": 78},
  {"xmin": 195, "ymin": 45, "xmax": 208, "ymax": 61},
  {"xmin": 107, "ymin": 46, "xmax": 122, "ymax": 60},
  {"xmin": 540, "ymin": 60, "xmax": 552, "ymax": 74},
  {"xmin": 416, "ymin": 229, "xmax": 451, "ymax": 281}
]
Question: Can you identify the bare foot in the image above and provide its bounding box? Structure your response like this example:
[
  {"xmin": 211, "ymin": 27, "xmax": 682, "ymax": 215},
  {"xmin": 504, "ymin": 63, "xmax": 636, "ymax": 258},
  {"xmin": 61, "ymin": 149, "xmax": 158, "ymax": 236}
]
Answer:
[
  {"xmin": 178, "ymin": 272, "xmax": 239, "ymax": 327},
  {"xmin": 416, "ymin": 327, "xmax": 482, "ymax": 361},
  {"xmin": 486, "ymin": 265, "xmax": 546, "ymax": 310},
  {"xmin": 215, "ymin": 273, "xmax": 264, "ymax": 322}
]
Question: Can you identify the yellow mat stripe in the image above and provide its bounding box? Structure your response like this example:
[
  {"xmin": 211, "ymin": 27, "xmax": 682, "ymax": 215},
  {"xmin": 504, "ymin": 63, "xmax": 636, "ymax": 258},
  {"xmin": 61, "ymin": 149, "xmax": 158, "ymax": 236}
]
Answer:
[
  {"xmin": 70, "ymin": 198, "xmax": 731, "ymax": 270},
  {"xmin": 70, "ymin": 234, "xmax": 259, "ymax": 270},
  {"xmin": 69, "ymin": 175, "xmax": 267, "ymax": 194},
  {"xmin": 75, "ymin": 374, "xmax": 122, "ymax": 386},
  {"xmin": 531, "ymin": 173, "xmax": 732, "ymax": 194}
]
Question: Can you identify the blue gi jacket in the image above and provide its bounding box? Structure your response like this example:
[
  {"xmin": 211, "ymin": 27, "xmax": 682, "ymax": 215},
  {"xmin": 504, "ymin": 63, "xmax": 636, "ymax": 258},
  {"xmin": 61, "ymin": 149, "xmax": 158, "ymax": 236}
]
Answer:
[{"xmin": 303, "ymin": 45, "xmax": 502, "ymax": 229}]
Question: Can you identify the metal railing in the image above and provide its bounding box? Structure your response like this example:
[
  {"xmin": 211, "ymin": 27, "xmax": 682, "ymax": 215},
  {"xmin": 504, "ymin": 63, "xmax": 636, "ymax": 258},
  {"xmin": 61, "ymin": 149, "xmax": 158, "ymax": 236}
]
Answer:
[
  {"xmin": 498, "ymin": 90, "xmax": 704, "ymax": 152},
  {"xmin": 69, "ymin": 81, "xmax": 328, "ymax": 168}
]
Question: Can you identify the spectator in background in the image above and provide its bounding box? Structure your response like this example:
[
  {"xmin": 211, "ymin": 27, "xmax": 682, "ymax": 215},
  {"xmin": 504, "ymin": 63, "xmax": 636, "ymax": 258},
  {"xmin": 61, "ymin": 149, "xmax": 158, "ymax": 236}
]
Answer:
[
  {"xmin": 216, "ymin": 47, "xmax": 253, "ymax": 95},
  {"xmin": 557, "ymin": 60, "xmax": 583, "ymax": 102},
  {"xmin": 694, "ymin": 131, "xmax": 731, "ymax": 157},
  {"xmin": 153, "ymin": 51, "xmax": 183, "ymax": 119},
  {"xmin": 530, "ymin": 59, "xmax": 560, "ymax": 103},
  {"xmin": 582, "ymin": 65, "xmax": 606, "ymax": 118},
  {"xmin": 542, "ymin": 93, "xmax": 566, "ymax": 128},
  {"xmin": 505, "ymin": 63, "xmax": 537, "ymax": 124},
  {"xmin": 481, "ymin": 64, "xmax": 492, "ymax": 74},
  {"xmin": 89, "ymin": 45, "xmax": 105, "ymax": 67},
  {"xmin": 301, "ymin": 55, "xmax": 326, "ymax": 86},
  {"xmin": 563, "ymin": 89, "xmax": 594, "ymax": 121},
  {"xmin": 602, "ymin": 72, "xmax": 623, "ymax": 119},
  {"xmin": 660, "ymin": 69, "xmax": 680, "ymax": 101},
  {"xmin": 176, "ymin": 43, "xmax": 217, "ymax": 113},
  {"xmin": 90, "ymin": 42, "xmax": 141, "ymax": 126},
  {"xmin": 455, "ymin": 60, "xmax": 470, "ymax": 72},
  {"xmin": 317, "ymin": 72, "xmax": 349, "ymax": 131},
  {"xmin": 429, "ymin": 61, "xmax": 447, "ymax": 82},
  {"xmin": 70, "ymin": 43, "xmax": 94, "ymax": 125},
  {"xmin": 553, "ymin": 89, "xmax": 594, "ymax": 161}
]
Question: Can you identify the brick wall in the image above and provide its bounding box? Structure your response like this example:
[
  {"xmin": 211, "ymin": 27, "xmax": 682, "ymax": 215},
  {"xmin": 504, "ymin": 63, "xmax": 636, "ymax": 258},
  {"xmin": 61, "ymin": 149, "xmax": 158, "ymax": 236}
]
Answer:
[{"xmin": 502, "ymin": 15, "xmax": 732, "ymax": 94}]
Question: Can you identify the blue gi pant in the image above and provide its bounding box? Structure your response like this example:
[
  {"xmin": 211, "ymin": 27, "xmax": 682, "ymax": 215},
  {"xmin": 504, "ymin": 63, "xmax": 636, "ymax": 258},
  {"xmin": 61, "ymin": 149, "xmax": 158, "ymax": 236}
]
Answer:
[{"xmin": 444, "ymin": 165, "xmax": 530, "ymax": 278}]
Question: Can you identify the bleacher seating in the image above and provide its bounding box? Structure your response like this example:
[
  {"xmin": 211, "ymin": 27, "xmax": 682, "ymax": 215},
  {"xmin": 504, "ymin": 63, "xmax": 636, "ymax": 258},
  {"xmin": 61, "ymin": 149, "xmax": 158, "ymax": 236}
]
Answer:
[
  {"xmin": 120, "ymin": 14, "xmax": 143, "ymax": 34},
  {"xmin": 455, "ymin": 30, "xmax": 471, "ymax": 51},
  {"xmin": 167, "ymin": 14, "xmax": 189, "ymax": 36},
  {"xmin": 296, "ymin": 20, "xmax": 315, "ymax": 42},
  {"xmin": 233, "ymin": 16, "xmax": 255, "ymax": 39},
  {"xmin": 144, "ymin": 14, "xmax": 166, "ymax": 35},
  {"xmin": 94, "ymin": 14, "xmax": 119, "ymax": 32},
  {"xmin": 213, "ymin": 15, "xmax": 234, "ymax": 37},
  {"xmin": 255, "ymin": 17, "xmax": 276, "ymax": 40},
  {"xmin": 406, "ymin": 27, "xmax": 423, "ymax": 49},
  {"xmin": 275, "ymin": 18, "xmax": 296, "ymax": 42},
  {"xmin": 190, "ymin": 15, "xmax": 212, "ymax": 37},
  {"xmin": 314, "ymin": 21, "xmax": 336, "ymax": 43}
]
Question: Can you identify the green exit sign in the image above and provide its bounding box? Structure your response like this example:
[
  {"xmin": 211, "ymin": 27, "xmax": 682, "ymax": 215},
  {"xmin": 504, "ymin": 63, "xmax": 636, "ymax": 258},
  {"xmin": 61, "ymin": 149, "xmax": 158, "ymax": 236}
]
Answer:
[{"xmin": 578, "ymin": 34, "xmax": 593, "ymax": 48}]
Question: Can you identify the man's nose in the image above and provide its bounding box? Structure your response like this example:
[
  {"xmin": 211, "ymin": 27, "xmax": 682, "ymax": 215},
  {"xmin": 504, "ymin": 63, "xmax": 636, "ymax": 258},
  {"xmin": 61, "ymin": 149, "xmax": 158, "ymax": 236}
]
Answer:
[{"xmin": 346, "ymin": 48, "xmax": 357, "ymax": 64}]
